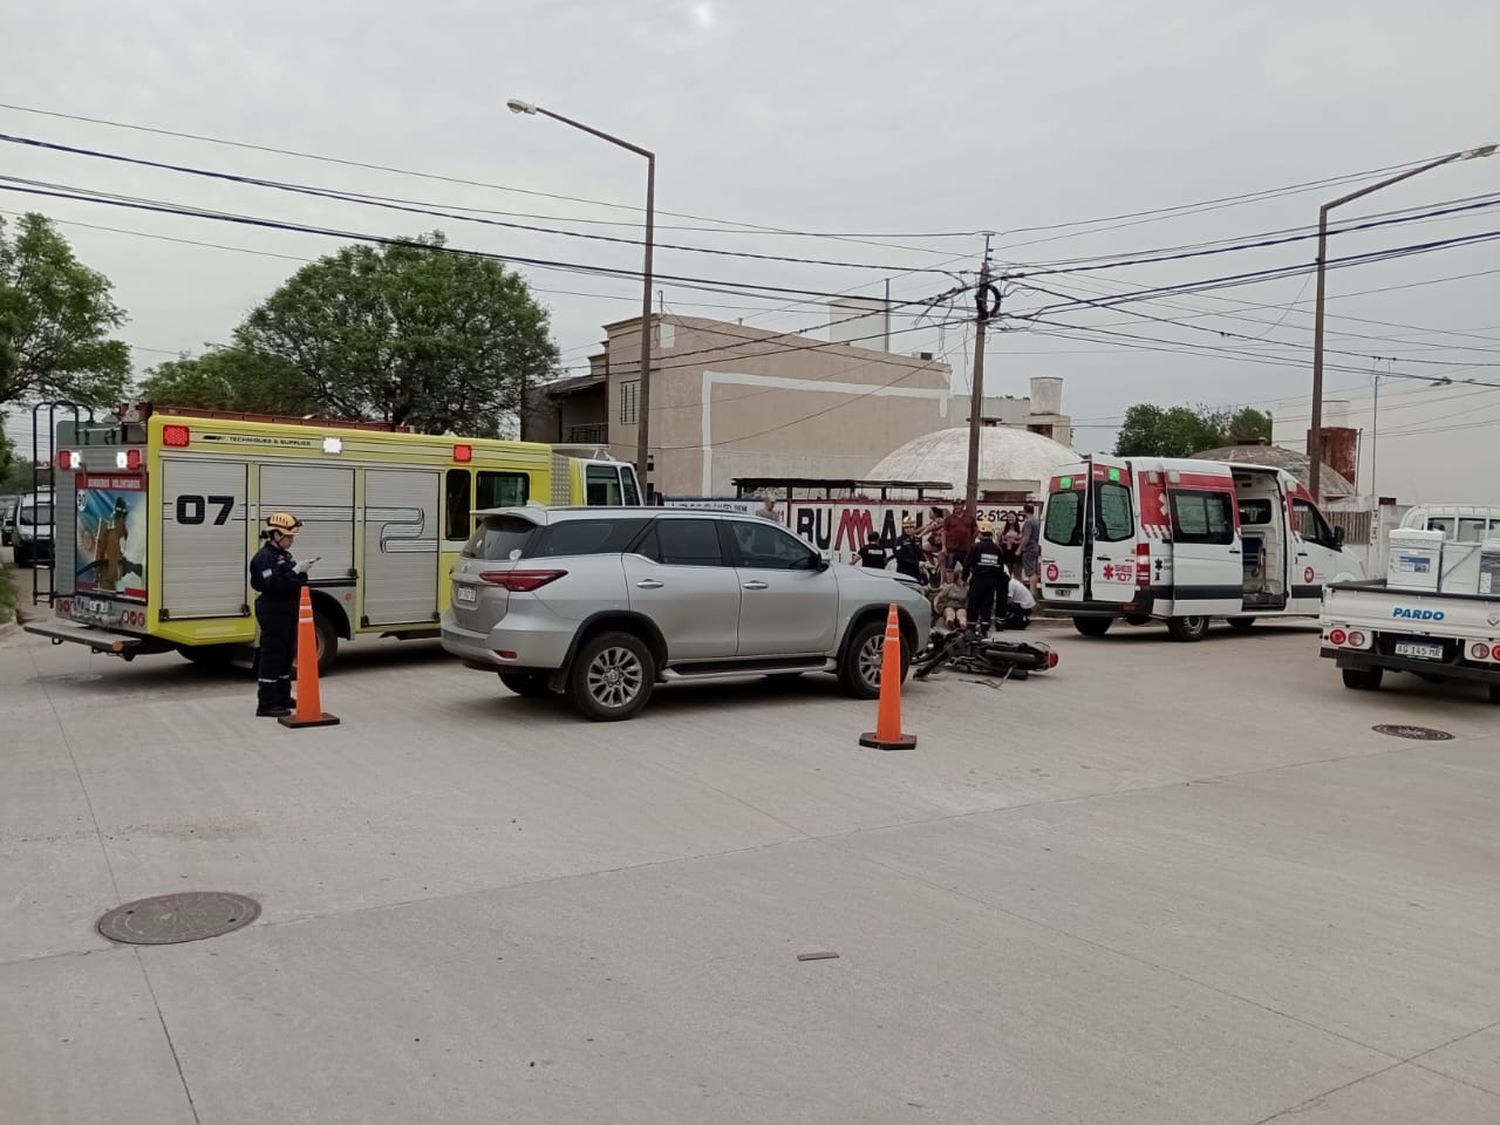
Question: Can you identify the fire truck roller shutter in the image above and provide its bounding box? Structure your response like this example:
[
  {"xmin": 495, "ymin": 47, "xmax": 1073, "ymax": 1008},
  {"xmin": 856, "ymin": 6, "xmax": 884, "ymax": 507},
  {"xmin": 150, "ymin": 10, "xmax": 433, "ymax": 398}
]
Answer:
[
  {"xmin": 362, "ymin": 469, "xmax": 441, "ymax": 626},
  {"xmin": 161, "ymin": 460, "xmax": 250, "ymax": 618},
  {"xmin": 257, "ymin": 465, "xmax": 356, "ymax": 578}
]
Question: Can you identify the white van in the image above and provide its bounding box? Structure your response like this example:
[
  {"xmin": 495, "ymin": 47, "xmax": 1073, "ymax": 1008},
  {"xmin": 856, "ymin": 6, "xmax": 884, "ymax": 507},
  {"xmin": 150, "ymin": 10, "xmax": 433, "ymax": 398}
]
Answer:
[
  {"xmin": 1400, "ymin": 505, "xmax": 1500, "ymax": 543},
  {"xmin": 1039, "ymin": 456, "xmax": 1364, "ymax": 640},
  {"xmin": 1398, "ymin": 506, "xmax": 1500, "ymax": 595}
]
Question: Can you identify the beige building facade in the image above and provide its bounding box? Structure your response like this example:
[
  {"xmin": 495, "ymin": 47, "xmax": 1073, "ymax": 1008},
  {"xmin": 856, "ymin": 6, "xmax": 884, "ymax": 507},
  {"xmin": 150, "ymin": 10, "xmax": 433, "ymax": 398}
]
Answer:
[
  {"xmin": 528, "ymin": 313, "xmax": 1077, "ymax": 499},
  {"xmin": 601, "ymin": 315, "xmax": 955, "ymax": 497}
]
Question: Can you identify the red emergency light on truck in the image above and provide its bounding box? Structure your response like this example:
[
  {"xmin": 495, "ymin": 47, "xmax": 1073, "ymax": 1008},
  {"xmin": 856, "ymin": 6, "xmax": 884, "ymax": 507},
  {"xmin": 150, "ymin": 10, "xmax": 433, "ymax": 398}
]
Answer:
[{"xmin": 1039, "ymin": 456, "xmax": 1364, "ymax": 641}]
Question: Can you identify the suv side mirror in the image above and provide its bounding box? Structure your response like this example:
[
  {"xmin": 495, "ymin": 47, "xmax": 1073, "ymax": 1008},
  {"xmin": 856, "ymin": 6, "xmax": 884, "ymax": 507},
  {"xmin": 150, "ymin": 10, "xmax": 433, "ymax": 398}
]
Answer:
[
  {"xmin": 1332, "ymin": 525, "xmax": 1345, "ymax": 549},
  {"xmin": 814, "ymin": 555, "xmax": 831, "ymax": 572}
]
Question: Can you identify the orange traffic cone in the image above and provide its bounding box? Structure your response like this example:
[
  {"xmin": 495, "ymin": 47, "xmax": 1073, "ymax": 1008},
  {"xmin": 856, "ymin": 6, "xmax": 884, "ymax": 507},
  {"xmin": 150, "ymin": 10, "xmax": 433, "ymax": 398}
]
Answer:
[
  {"xmin": 278, "ymin": 587, "xmax": 340, "ymax": 729},
  {"xmin": 858, "ymin": 603, "xmax": 916, "ymax": 751}
]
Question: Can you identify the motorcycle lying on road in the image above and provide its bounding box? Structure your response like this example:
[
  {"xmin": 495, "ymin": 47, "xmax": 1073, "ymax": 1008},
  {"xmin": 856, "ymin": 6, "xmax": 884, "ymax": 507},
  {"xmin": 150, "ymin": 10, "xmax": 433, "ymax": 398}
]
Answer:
[{"xmin": 911, "ymin": 626, "xmax": 1058, "ymax": 681}]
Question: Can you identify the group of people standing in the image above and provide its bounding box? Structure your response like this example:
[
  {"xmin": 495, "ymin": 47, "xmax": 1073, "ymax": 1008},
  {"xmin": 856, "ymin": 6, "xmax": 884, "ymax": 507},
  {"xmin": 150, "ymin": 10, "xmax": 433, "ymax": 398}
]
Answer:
[{"xmin": 853, "ymin": 499, "xmax": 1042, "ymax": 635}]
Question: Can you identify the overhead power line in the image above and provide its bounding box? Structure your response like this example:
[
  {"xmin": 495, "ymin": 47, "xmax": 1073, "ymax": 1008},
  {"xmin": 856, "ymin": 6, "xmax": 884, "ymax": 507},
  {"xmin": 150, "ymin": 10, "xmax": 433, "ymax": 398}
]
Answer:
[
  {"xmin": 0, "ymin": 100, "xmax": 1472, "ymax": 257},
  {"xmin": 0, "ymin": 132, "xmax": 963, "ymax": 274},
  {"xmin": 0, "ymin": 177, "xmax": 912, "ymax": 304},
  {"xmin": 1014, "ymin": 279, "xmax": 1500, "ymax": 369}
]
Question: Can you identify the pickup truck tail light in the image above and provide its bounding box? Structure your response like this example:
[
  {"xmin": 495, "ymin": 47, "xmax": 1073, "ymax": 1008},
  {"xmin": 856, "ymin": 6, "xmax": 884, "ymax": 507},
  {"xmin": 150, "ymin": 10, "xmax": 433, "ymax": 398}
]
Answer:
[
  {"xmin": 1346, "ymin": 630, "xmax": 1366, "ymax": 648},
  {"xmin": 477, "ymin": 569, "xmax": 567, "ymax": 592},
  {"xmin": 1328, "ymin": 628, "xmax": 1348, "ymax": 646},
  {"xmin": 1469, "ymin": 641, "xmax": 1497, "ymax": 662}
]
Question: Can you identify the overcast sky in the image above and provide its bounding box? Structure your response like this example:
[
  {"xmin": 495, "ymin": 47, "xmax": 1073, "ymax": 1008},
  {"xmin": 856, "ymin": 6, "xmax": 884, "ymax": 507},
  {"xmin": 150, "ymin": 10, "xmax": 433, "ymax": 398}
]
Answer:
[{"xmin": 4, "ymin": 0, "xmax": 1498, "ymax": 459}]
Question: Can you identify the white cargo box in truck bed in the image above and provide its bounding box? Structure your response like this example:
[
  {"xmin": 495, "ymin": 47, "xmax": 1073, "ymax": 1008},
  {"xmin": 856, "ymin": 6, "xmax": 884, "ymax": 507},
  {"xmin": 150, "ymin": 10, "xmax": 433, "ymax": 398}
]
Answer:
[{"xmin": 1320, "ymin": 578, "xmax": 1500, "ymax": 702}]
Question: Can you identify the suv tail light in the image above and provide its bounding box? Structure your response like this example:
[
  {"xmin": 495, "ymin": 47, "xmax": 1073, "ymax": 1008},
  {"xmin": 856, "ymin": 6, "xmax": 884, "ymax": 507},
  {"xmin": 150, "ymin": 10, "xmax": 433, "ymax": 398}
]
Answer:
[{"xmin": 477, "ymin": 569, "xmax": 567, "ymax": 592}]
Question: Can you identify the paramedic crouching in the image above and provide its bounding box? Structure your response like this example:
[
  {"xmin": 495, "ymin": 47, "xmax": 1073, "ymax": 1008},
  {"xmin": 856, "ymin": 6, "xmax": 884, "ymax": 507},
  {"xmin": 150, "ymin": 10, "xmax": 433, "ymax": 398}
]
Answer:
[
  {"xmin": 1004, "ymin": 575, "xmax": 1036, "ymax": 630},
  {"xmin": 249, "ymin": 511, "xmax": 315, "ymax": 718}
]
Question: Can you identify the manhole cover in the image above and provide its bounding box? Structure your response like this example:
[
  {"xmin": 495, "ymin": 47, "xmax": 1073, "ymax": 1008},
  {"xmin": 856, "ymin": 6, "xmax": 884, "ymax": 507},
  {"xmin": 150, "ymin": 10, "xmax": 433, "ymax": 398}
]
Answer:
[
  {"xmin": 1372, "ymin": 724, "xmax": 1454, "ymax": 742},
  {"xmin": 97, "ymin": 892, "xmax": 260, "ymax": 945}
]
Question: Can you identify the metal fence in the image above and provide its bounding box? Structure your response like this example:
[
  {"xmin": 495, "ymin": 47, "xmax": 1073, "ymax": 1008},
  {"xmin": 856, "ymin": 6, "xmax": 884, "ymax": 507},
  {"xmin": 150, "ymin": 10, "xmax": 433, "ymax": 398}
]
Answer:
[
  {"xmin": 1326, "ymin": 507, "xmax": 1373, "ymax": 546},
  {"xmin": 566, "ymin": 423, "xmax": 607, "ymax": 444}
]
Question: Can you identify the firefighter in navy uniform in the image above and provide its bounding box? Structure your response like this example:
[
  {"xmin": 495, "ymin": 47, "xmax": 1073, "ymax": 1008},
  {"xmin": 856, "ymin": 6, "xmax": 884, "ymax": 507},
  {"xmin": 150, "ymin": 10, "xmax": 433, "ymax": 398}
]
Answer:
[
  {"xmin": 964, "ymin": 521, "xmax": 1008, "ymax": 634},
  {"xmin": 249, "ymin": 512, "xmax": 314, "ymax": 717}
]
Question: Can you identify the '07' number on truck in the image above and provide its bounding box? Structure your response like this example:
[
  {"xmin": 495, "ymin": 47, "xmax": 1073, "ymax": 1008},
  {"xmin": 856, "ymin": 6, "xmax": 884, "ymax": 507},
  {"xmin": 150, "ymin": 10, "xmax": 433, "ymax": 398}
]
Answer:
[{"xmin": 175, "ymin": 494, "xmax": 236, "ymax": 526}]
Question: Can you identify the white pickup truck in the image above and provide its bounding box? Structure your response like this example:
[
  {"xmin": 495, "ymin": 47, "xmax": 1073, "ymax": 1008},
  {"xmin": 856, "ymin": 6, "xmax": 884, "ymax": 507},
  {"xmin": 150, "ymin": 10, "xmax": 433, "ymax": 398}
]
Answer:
[{"xmin": 1321, "ymin": 579, "xmax": 1500, "ymax": 703}]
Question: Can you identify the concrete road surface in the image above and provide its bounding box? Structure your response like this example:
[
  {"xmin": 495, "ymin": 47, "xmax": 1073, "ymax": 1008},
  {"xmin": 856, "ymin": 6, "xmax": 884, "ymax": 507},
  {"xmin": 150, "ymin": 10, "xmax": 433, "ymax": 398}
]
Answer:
[{"xmin": 2, "ymin": 618, "xmax": 1498, "ymax": 1123}]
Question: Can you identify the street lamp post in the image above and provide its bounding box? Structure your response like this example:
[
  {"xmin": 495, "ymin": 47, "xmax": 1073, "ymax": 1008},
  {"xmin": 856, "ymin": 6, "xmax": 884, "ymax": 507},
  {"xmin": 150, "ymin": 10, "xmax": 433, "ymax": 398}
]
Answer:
[
  {"xmin": 1308, "ymin": 143, "xmax": 1495, "ymax": 501},
  {"xmin": 507, "ymin": 99, "xmax": 656, "ymax": 496}
]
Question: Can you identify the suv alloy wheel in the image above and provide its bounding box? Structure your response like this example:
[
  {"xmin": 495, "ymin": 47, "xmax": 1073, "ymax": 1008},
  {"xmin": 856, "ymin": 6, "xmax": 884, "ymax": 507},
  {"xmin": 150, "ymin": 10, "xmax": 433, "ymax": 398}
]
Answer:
[{"xmin": 569, "ymin": 631, "xmax": 656, "ymax": 721}]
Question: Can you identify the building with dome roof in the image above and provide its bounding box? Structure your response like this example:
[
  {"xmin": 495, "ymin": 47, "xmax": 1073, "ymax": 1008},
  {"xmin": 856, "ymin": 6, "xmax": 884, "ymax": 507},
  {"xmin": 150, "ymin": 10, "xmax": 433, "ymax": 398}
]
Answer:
[
  {"xmin": 1192, "ymin": 444, "xmax": 1356, "ymax": 499},
  {"xmin": 869, "ymin": 425, "xmax": 1077, "ymax": 501}
]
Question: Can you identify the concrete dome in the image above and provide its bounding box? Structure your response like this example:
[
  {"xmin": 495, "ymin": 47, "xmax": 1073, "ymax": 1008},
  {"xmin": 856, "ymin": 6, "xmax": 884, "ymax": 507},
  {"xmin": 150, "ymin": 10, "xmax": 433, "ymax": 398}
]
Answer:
[
  {"xmin": 1193, "ymin": 445, "xmax": 1356, "ymax": 498},
  {"xmin": 869, "ymin": 426, "xmax": 1076, "ymax": 491}
]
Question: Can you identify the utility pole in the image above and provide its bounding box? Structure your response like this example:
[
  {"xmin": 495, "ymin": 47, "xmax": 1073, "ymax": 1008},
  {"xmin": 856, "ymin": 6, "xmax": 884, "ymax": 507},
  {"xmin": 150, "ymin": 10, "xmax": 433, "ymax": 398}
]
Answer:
[
  {"xmin": 505, "ymin": 98, "xmax": 656, "ymax": 494},
  {"xmin": 964, "ymin": 235, "xmax": 997, "ymax": 508},
  {"xmin": 1308, "ymin": 142, "xmax": 1495, "ymax": 501}
]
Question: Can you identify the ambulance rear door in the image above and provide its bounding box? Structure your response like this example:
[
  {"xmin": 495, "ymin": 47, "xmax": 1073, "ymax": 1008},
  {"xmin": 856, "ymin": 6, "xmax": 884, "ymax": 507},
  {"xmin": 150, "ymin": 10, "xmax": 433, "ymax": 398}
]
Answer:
[
  {"xmin": 1040, "ymin": 464, "xmax": 1089, "ymax": 605},
  {"xmin": 1084, "ymin": 456, "xmax": 1138, "ymax": 606}
]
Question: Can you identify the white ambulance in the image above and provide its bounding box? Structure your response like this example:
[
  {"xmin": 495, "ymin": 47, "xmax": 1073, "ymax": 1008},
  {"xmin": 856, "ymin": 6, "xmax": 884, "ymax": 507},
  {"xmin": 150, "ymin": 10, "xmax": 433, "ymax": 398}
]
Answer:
[{"xmin": 1039, "ymin": 456, "xmax": 1364, "ymax": 640}]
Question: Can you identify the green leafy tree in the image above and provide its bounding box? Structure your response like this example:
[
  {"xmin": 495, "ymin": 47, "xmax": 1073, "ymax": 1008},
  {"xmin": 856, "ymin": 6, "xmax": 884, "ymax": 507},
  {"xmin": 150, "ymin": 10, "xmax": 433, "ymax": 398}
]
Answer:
[
  {"xmin": 1114, "ymin": 402, "xmax": 1273, "ymax": 457},
  {"xmin": 0, "ymin": 213, "xmax": 130, "ymax": 410},
  {"xmin": 140, "ymin": 347, "xmax": 312, "ymax": 414},
  {"xmin": 229, "ymin": 233, "xmax": 558, "ymax": 434},
  {"xmin": 1225, "ymin": 406, "xmax": 1273, "ymax": 445}
]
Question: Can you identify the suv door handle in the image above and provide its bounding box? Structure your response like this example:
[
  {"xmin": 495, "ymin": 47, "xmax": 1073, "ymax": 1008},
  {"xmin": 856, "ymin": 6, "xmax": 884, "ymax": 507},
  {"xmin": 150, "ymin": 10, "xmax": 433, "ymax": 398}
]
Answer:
[
  {"xmin": 742, "ymin": 580, "xmax": 769, "ymax": 590},
  {"xmin": 1228, "ymin": 548, "xmax": 1241, "ymax": 554},
  {"xmin": 635, "ymin": 579, "xmax": 664, "ymax": 589}
]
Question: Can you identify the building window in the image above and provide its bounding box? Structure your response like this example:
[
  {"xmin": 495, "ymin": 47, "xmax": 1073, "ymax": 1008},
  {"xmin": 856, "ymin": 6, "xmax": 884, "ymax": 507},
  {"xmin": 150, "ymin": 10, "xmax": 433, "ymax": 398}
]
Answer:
[{"xmin": 619, "ymin": 381, "xmax": 639, "ymax": 425}]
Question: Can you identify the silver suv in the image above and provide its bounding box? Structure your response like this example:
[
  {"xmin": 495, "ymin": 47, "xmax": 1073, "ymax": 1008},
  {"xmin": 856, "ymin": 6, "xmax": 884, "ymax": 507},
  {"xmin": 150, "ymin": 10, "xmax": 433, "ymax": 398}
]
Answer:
[{"xmin": 441, "ymin": 506, "xmax": 932, "ymax": 721}]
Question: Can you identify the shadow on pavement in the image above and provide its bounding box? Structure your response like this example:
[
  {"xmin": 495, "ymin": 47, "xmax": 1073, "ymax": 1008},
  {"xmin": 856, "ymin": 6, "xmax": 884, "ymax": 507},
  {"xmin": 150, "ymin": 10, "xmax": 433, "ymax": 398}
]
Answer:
[{"xmin": 444, "ymin": 669, "xmax": 866, "ymax": 725}]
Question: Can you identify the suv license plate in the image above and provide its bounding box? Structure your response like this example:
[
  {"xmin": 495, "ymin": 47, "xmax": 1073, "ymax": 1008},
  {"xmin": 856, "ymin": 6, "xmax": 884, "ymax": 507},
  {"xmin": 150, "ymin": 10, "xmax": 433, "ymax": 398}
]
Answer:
[
  {"xmin": 454, "ymin": 585, "xmax": 476, "ymax": 604},
  {"xmin": 1394, "ymin": 640, "xmax": 1443, "ymax": 661}
]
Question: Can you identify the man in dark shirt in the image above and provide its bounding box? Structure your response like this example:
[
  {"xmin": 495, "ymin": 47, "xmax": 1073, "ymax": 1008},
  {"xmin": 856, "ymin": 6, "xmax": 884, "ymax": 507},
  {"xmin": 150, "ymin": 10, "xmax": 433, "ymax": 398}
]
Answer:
[
  {"xmin": 941, "ymin": 501, "xmax": 978, "ymax": 578},
  {"xmin": 893, "ymin": 517, "xmax": 925, "ymax": 580},
  {"xmin": 856, "ymin": 531, "xmax": 890, "ymax": 569},
  {"xmin": 964, "ymin": 521, "xmax": 1008, "ymax": 633}
]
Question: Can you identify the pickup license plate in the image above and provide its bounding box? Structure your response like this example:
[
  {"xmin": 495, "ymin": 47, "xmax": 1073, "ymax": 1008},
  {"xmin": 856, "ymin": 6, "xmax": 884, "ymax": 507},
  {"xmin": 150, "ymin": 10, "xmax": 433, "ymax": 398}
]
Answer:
[
  {"xmin": 454, "ymin": 585, "xmax": 476, "ymax": 604},
  {"xmin": 1395, "ymin": 640, "xmax": 1443, "ymax": 661}
]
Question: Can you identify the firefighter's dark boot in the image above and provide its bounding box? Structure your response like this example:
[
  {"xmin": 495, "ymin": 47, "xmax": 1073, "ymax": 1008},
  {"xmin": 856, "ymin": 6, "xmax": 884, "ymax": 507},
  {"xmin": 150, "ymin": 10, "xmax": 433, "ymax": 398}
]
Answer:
[
  {"xmin": 256, "ymin": 679, "xmax": 289, "ymax": 718},
  {"xmin": 278, "ymin": 676, "xmax": 295, "ymax": 713}
]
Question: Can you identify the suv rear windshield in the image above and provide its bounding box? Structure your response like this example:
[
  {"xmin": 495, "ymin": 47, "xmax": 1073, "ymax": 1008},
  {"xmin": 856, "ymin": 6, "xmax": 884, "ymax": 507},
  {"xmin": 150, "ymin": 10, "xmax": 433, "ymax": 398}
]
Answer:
[{"xmin": 462, "ymin": 515, "xmax": 537, "ymax": 560}]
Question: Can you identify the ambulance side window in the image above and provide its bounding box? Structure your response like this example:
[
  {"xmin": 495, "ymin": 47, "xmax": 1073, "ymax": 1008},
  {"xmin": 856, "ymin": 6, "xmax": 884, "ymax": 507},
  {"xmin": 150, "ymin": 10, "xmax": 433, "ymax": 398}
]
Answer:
[
  {"xmin": 1171, "ymin": 490, "xmax": 1235, "ymax": 545},
  {"xmin": 1293, "ymin": 499, "xmax": 1338, "ymax": 548},
  {"xmin": 445, "ymin": 469, "xmax": 471, "ymax": 541}
]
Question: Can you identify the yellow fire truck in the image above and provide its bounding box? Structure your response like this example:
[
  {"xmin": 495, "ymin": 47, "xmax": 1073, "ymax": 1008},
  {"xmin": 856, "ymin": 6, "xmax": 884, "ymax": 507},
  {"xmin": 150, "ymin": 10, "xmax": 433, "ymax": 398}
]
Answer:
[{"xmin": 25, "ymin": 405, "xmax": 641, "ymax": 670}]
